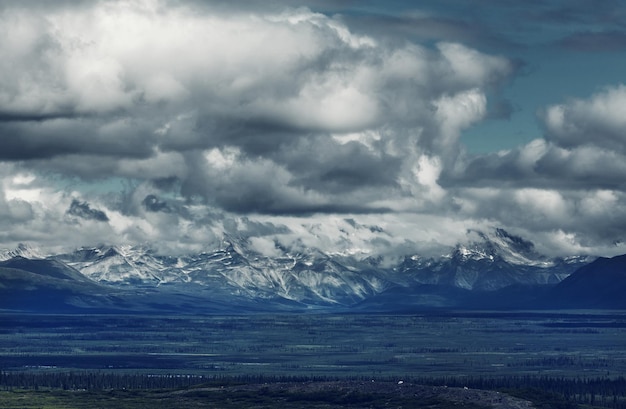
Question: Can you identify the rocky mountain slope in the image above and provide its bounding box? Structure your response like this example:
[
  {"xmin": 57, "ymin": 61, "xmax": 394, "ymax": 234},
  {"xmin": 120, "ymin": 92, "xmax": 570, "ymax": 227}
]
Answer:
[{"xmin": 0, "ymin": 228, "xmax": 610, "ymax": 311}]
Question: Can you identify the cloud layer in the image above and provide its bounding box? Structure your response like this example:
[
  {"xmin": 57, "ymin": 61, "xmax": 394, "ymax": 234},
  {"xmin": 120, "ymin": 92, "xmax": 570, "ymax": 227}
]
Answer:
[{"xmin": 1, "ymin": 0, "xmax": 625, "ymax": 259}]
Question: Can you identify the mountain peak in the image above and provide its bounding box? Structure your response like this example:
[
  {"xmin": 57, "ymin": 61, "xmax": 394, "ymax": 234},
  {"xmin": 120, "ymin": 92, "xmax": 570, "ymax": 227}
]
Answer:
[
  {"xmin": 461, "ymin": 228, "xmax": 551, "ymax": 267},
  {"xmin": 0, "ymin": 243, "xmax": 46, "ymax": 261},
  {"xmin": 494, "ymin": 228, "xmax": 535, "ymax": 254},
  {"xmin": 1, "ymin": 236, "xmax": 613, "ymax": 310}
]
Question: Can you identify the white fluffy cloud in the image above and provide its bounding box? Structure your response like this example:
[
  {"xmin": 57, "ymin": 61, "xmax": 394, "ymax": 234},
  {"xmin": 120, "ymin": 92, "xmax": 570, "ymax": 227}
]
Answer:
[
  {"xmin": 0, "ymin": 1, "xmax": 511, "ymax": 194},
  {"xmin": 442, "ymin": 83, "xmax": 626, "ymax": 256},
  {"xmin": 544, "ymin": 85, "xmax": 626, "ymax": 153}
]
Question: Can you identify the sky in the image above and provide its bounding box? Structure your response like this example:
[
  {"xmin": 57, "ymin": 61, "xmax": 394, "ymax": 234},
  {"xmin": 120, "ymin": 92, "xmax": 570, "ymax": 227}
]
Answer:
[{"xmin": 1, "ymin": 0, "xmax": 626, "ymax": 259}]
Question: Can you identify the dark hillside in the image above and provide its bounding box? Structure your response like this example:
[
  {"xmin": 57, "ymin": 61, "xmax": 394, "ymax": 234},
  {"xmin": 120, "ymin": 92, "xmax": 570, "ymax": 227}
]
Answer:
[
  {"xmin": 0, "ymin": 256, "xmax": 91, "ymax": 283},
  {"xmin": 544, "ymin": 254, "xmax": 626, "ymax": 309},
  {"xmin": 0, "ymin": 266, "xmax": 102, "ymax": 312}
]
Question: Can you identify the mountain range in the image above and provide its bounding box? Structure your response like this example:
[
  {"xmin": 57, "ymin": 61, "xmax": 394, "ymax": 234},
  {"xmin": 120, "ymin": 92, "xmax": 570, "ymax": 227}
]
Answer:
[{"xmin": 1, "ymin": 229, "xmax": 623, "ymax": 313}]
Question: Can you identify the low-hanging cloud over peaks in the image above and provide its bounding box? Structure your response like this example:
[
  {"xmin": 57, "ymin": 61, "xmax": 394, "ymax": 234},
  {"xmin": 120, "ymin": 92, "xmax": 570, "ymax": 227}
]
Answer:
[{"xmin": 439, "ymin": 83, "xmax": 626, "ymax": 254}]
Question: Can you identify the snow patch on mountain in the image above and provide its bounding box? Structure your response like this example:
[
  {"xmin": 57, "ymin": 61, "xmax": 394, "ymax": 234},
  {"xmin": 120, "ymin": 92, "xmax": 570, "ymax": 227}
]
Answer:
[
  {"xmin": 0, "ymin": 243, "xmax": 47, "ymax": 261},
  {"xmin": 2, "ymin": 227, "xmax": 587, "ymax": 306},
  {"xmin": 57, "ymin": 245, "xmax": 187, "ymax": 286}
]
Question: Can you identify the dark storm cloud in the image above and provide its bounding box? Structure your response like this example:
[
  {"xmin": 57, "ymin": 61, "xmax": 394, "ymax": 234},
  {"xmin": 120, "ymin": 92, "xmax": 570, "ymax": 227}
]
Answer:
[
  {"xmin": 163, "ymin": 116, "xmax": 302, "ymax": 156},
  {"xmin": 0, "ymin": 120, "xmax": 156, "ymax": 161},
  {"xmin": 277, "ymin": 137, "xmax": 401, "ymax": 194},
  {"xmin": 67, "ymin": 199, "xmax": 109, "ymax": 222},
  {"xmin": 151, "ymin": 177, "xmax": 180, "ymax": 191},
  {"xmin": 443, "ymin": 144, "xmax": 626, "ymax": 192},
  {"xmin": 0, "ymin": 111, "xmax": 80, "ymax": 122},
  {"xmin": 142, "ymin": 194, "xmax": 171, "ymax": 213},
  {"xmin": 235, "ymin": 217, "xmax": 292, "ymax": 236},
  {"xmin": 213, "ymin": 194, "xmax": 393, "ymax": 217},
  {"xmin": 180, "ymin": 154, "xmax": 393, "ymax": 216}
]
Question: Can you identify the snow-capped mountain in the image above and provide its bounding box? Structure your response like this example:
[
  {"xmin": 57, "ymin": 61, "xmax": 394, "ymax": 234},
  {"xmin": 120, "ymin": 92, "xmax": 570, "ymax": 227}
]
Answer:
[
  {"xmin": 391, "ymin": 229, "xmax": 588, "ymax": 291},
  {"xmin": 3, "ymin": 228, "xmax": 595, "ymax": 309},
  {"xmin": 56, "ymin": 245, "xmax": 186, "ymax": 286},
  {"xmin": 0, "ymin": 243, "xmax": 46, "ymax": 261},
  {"xmin": 55, "ymin": 238, "xmax": 390, "ymax": 305}
]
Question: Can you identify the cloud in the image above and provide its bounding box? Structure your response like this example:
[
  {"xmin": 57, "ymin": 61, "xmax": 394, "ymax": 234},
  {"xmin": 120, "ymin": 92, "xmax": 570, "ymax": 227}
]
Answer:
[
  {"xmin": 0, "ymin": 119, "xmax": 156, "ymax": 161},
  {"xmin": 543, "ymin": 84, "xmax": 626, "ymax": 153},
  {"xmin": 2, "ymin": 1, "xmax": 624, "ymax": 260},
  {"xmin": 67, "ymin": 199, "xmax": 109, "ymax": 222},
  {"xmin": 451, "ymin": 186, "xmax": 626, "ymax": 255},
  {"xmin": 436, "ymin": 84, "xmax": 626, "ymax": 255},
  {"xmin": 446, "ymin": 84, "xmax": 626, "ymax": 190},
  {"xmin": 142, "ymin": 194, "xmax": 170, "ymax": 213},
  {"xmin": 0, "ymin": 1, "xmax": 512, "ymax": 218}
]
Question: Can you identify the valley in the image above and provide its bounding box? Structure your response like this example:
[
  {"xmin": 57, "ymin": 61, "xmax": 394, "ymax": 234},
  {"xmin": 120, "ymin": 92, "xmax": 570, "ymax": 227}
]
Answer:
[
  {"xmin": 1, "ymin": 311, "xmax": 625, "ymax": 408},
  {"xmin": 2, "ymin": 312, "xmax": 625, "ymax": 379},
  {"xmin": 1, "ymin": 233, "xmax": 625, "ymax": 407}
]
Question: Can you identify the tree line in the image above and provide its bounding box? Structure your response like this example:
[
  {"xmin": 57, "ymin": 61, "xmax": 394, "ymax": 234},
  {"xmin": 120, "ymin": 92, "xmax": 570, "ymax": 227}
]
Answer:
[
  {"xmin": 1, "ymin": 371, "xmax": 625, "ymax": 409},
  {"xmin": 413, "ymin": 375, "xmax": 626, "ymax": 409}
]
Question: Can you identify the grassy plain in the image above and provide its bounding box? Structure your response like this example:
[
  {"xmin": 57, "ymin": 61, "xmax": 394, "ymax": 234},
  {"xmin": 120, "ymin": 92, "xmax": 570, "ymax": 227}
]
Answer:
[
  {"xmin": 0, "ymin": 384, "xmax": 499, "ymax": 409},
  {"xmin": 1, "ymin": 311, "xmax": 625, "ymax": 379},
  {"xmin": 1, "ymin": 311, "xmax": 625, "ymax": 408}
]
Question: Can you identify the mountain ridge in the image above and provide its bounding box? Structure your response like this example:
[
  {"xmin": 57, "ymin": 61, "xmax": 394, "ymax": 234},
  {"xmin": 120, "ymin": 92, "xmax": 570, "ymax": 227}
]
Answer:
[
  {"xmin": 2, "ymin": 228, "xmax": 621, "ymax": 312},
  {"xmin": 543, "ymin": 254, "xmax": 626, "ymax": 309}
]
